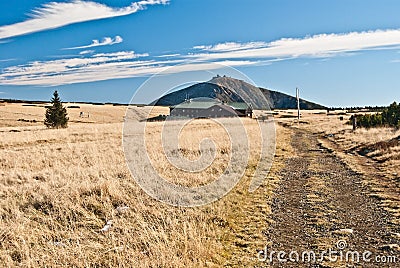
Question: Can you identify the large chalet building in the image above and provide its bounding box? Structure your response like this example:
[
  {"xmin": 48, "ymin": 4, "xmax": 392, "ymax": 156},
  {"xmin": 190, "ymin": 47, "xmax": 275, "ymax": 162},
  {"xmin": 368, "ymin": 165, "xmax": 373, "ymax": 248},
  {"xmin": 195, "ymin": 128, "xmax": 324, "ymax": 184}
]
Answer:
[{"xmin": 169, "ymin": 98, "xmax": 252, "ymax": 118}]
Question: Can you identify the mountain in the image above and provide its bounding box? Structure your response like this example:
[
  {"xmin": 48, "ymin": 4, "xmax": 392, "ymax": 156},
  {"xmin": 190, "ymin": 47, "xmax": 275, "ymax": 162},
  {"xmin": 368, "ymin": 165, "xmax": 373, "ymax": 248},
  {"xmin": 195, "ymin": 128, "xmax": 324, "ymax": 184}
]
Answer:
[
  {"xmin": 153, "ymin": 76, "xmax": 326, "ymax": 110},
  {"xmin": 260, "ymin": 88, "xmax": 327, "ymax": 110}
]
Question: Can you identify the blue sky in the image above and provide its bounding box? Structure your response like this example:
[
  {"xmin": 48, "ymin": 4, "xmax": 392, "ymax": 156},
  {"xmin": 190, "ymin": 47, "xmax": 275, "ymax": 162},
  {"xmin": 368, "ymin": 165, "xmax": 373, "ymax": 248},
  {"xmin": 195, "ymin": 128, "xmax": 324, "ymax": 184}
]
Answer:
[{"xmin": 0, "ymin": 0, "xmax": 400, "ymax": 107}]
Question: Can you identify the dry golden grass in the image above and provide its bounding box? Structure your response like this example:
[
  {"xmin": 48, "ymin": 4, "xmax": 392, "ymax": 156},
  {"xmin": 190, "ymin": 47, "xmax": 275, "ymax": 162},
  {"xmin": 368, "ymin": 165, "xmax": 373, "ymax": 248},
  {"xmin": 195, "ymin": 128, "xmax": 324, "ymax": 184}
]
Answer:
[
  {"xmin": 5, "ymin": 103, "xmax": 398, "ymax": 267},
  {"xmin": 0, "ymin": 103, "xmax": 168, "ymax": 127},
  {"xmin": 141, "ymin": 118, "xmax": 264, "ymax": 187},
  {"xmin": 0, "ymin": 104, "xmax": 279, "ymax": 267},
  {"xmin": 217, "ymin": 123, "xmax": 293, "ymax": 266}
]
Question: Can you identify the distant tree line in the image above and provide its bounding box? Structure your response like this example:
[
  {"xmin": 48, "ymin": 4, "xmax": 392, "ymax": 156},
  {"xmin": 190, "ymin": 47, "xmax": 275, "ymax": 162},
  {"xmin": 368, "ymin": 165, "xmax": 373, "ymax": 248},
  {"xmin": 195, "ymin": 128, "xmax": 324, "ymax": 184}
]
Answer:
[
  {"xmin": 350, "ymin": 102, "xmax": 400, "ymax": 129},
  {"xmin": 328, "ymin": 105, "xmax": 387, "ymax": 112}
]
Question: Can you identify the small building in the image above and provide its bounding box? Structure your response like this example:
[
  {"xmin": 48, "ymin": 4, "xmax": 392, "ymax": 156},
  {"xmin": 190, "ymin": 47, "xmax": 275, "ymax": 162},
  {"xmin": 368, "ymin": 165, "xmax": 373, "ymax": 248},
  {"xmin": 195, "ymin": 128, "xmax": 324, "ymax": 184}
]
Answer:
[
  {"xmin": 227, "ymin": 102, "xmax": 253, "ymax": 118},
  {"xmin": 170, "ymin": 98, "xmax": 252, "ymax": 118}
]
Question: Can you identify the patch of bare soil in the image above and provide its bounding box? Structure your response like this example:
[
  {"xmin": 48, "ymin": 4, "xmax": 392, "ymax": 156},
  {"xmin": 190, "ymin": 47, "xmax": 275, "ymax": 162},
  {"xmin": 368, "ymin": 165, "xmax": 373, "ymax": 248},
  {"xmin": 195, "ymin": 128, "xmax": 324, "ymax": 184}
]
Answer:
[{"xmin": 262, "ymin": 127, "xmax": 399, "ymax": 267}]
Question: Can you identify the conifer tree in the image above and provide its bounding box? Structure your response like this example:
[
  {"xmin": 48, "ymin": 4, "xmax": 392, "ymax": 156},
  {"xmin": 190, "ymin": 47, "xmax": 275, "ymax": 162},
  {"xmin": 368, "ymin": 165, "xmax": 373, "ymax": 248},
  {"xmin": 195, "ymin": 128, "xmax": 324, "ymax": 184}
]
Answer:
[{"xmin": 44, "ymin": 90, "xmax": 69, "ymax": 128}]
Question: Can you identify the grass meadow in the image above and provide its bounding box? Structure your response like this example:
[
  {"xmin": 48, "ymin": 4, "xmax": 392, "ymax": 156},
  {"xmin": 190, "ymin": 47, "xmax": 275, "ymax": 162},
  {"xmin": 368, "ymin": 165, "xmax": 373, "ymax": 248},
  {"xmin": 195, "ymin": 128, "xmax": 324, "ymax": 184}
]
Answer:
[
  {"xmin": 0, "ymin": 103, "xmax": 283, "ymax": 267},
  {"xmin": 1, "ymin": 103, "xmax": 398, "ymax": 266}
]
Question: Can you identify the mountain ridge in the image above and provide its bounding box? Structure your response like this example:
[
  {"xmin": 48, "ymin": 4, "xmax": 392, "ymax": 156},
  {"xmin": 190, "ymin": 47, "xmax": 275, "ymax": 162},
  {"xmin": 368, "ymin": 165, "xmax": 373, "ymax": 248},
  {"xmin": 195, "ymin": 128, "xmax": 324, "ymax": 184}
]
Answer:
[{"xmin": 153, "ymin": 76, "xmax": 327, "ymax": 110}]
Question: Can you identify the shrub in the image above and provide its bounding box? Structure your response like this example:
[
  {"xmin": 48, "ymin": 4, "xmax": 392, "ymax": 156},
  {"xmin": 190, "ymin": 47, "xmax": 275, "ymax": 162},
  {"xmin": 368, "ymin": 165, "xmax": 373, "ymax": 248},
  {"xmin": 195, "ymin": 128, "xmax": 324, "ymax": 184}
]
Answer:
[{"xmin": 350, "ymin": 102, "xmax": 400, "ymax": 129}]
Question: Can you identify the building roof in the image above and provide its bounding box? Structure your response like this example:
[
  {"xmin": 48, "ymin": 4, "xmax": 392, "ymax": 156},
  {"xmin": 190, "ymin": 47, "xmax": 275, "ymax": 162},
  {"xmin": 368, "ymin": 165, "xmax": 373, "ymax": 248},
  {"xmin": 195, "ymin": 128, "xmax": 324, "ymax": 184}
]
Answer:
[
  {"xmin": 170, "ymin": 99, "xmax": 251, "ymax": 111},
  {"xmin": 171, "ymin": 98, "xmax": 221, "ymax": 109},
  {"xmin": 227, "ymin": 102, "xmax": 251, "ymax": 110}
]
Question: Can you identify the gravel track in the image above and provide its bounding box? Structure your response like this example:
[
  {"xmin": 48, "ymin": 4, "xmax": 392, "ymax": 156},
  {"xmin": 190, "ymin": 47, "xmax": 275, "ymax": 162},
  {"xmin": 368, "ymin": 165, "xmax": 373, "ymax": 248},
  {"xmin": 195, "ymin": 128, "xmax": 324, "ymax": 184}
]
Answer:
[{"xmin": 262, "ymin": 128, "xmax": 400, "ymax": 268}]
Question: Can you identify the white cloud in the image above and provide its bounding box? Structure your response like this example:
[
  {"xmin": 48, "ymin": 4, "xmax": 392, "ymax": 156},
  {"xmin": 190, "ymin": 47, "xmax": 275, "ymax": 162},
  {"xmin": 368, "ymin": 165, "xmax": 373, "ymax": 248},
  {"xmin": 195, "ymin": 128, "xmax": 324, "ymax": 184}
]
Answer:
[
  {"xmin": 4, "ymin": 51, "xmax": 146, "ymax": 76},
  {"xmin": 93, "ymin": 51, "xmax": 148, "ymax": 58},
  {"xmin": 0, "ymin": 51, "xmax": 171, "ymax": 85},
  {"xmin": 192, "ymin": 29, "xmax": 400, "ymax": 61},
  {"xmin": 0, "ymin": 0, "xmax": 169, "ymax": 40},
  {"xmin": 2, "ymin": 29, "xmax": 400, "ymax": 86},
  {"xmin": 0, "ymin": 60, "xmax": 254, "ymax": 86},
  {"xmin": 0, "ymin": 58, "xmax": 16, "ymax": 62},
  {"xmin": 0, "ymin": 55, "xmax": 259, "ymax": 86},
  {"xmin": 156, "ymin": 53, "xmax": 181, "ymax": 58},
  {"xmin": 194, "ymin": 42, "xmax": 268, "ymax": 52},
  {"xmin": 65, "ymin": 36, "xmax": 123, "ymax": 50},
  {"xmin": 79, "ymin": 50, "xmax": 95, "ymax": 55}
]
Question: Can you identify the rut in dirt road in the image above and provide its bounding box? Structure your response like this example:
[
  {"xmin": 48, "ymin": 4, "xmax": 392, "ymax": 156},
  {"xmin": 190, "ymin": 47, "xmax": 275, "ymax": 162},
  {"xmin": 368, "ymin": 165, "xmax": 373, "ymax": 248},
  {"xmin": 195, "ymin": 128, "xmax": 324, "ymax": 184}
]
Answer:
[{"xmin": 262, "ymin": 127, "xmax": 400, "ymax": 267}]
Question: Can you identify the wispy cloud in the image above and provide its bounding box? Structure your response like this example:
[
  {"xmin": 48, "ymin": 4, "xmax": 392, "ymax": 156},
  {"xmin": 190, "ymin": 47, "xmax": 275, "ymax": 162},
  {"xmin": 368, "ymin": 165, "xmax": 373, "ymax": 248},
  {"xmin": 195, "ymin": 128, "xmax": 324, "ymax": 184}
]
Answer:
[
  {"xmin": 79, "ymin": 50, "xmax": 95, "ymax": 55},
  {"xmin": 192, "ymin": 29, "xmax": 400, "ymax": 60},
  {"xmin": 156, "ymin": 53, "xmax": 181, "ymax": 58},
  {"xmin": 92, "ymin": 51, "xmax": 148, "ymax": 58},
  {"xmin": 2, "ymin": 29, "xmax": 400, "ymax": 86},
  {"xmin": 0, "ymin": 58, "xmax": 16, "ymax": 62},
  {"xmin": 0, "ymin": 59, "xmax": 255, "ymax": 86},
  {"xmin": 65, "ymin": 36, "xmax": 123, "ymax": 50},
  {"xmin": 194, "ymin": 42, "xmax": 267, "ymax": 52},
  {"xmin": 0, "ymin": 0, "xmax": 169, "ymax": 40},
  {"xmin": 0, "ymin": 51, "xmax": 162, "ymax": 85}
]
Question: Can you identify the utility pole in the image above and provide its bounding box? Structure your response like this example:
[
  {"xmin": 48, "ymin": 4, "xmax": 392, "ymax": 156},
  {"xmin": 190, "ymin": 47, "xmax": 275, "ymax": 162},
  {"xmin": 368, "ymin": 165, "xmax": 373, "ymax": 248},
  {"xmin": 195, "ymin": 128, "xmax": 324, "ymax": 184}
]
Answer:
[{"xmin": 296, "ymin": 87, "xmax": 300, "ymax": 121}]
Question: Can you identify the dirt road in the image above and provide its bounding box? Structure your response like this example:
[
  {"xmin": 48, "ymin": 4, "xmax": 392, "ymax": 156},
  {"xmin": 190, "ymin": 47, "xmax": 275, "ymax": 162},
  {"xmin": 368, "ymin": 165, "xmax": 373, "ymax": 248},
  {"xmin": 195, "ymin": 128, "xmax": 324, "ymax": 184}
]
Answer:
[{"xmin": 261, "ymin": 127, "xmax": 400, "ymax": 267}]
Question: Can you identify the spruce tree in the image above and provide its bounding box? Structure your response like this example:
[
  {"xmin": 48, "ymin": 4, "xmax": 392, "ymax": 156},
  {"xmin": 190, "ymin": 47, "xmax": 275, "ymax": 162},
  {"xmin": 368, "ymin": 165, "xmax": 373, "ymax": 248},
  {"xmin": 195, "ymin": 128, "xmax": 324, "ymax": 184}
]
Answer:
[{"xmin": 44, "ymin": 90, "xmax": 69, "ymax": 128}]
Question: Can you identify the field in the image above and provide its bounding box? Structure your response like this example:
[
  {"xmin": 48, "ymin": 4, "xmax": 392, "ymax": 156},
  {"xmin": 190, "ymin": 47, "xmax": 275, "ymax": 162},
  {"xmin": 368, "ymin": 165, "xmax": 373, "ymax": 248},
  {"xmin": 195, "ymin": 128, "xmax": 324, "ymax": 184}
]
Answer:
[{"xmin": 0, "ymin": 103, "xmax": 399, "ymax": 267}]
